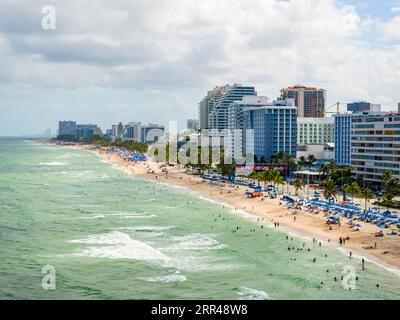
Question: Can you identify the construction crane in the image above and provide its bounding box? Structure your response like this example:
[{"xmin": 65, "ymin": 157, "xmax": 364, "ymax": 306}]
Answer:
[{"xmin": 318, "ymin": 102, "xmax": 344, "ymax": 117}]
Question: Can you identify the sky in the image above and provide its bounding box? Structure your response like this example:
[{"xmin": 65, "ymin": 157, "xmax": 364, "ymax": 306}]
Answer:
[{"xmin": 0, "ymin": 0, "xmax": 399, "ymax": 136}]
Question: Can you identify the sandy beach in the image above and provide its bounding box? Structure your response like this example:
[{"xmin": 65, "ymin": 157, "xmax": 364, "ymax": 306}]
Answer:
[{"xmin": 65, "ymin": 144, "xmax": 400, "ymax": 273}]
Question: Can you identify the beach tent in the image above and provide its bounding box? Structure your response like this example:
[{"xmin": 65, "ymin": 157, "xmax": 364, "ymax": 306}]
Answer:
[{"xmin": 283, "ymin": 196, "xmax": 295, "ymax": 203}]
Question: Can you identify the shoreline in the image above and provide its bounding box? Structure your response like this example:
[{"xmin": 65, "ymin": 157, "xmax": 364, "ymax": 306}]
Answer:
[{"xmin": 62, "ymin": 143, "xmax": 400, "ymax": 275}]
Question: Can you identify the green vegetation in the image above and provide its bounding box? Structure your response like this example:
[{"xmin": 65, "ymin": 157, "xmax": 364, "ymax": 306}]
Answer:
[
  {"xmin": 322, "ymin": 178, "xmax": 338, "ymax": 201},
  {"xmin": 54, "ymin": 135, "xmax": 148, "ymax": 153},
  {"xmin": 293, "ymin": 178, "xmax": 304, "ymax": 196},
  {"xmin": 343, "ymin": 181, "xmax": 362, "ymax": 202},
  {"xmin": 362, "ymin": 188, "xmax": 374, "ymax": 210},
  {"xmin": 374, "ymin": 171, "xmax": 400, "ymax": 210}
]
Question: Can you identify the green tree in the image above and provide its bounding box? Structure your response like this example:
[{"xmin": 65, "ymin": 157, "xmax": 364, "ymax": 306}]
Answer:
[
  {"xmin": 293, "ymin": 178, "xmax": 304, "ymax": 196},
  {"xmin": 271, "ymin": 169, "xmax": 284, "ymax": 192},
  {"xmin": 343, "ymin": 183, "xmax": 352, "ymax": 202},
  {"xmin": 362, "ymin": 188, "xmax": 374, "ymax": 210},
  {"xmin": 382, "ymin": 171, "xmax": 400, "ymax": 198},
  {"xmin": 323, "ymin": 179, "xmax": 338, "ymax": 201},
  {"xmin": 307, "ymin": 154, "xmax": 316, "ymax": 165},
  {"xmin": 349, "ymin": 181, "xmax": 362, "ymax": 203}
]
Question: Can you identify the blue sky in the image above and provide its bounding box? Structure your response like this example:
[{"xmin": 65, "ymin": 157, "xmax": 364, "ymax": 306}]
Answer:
[
  {"xmin": 341, "ymin": 0, "xmax": 399, "ymax": 19},
  {"xmin": 0, "ymin": 0, "xmax": 399, "ymax": 136}
]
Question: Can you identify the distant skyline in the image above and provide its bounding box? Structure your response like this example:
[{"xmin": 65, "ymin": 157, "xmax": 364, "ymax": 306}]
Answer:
[{"xmin": 0, "ymin": 0, "xmax": 400, "ymax": 136}]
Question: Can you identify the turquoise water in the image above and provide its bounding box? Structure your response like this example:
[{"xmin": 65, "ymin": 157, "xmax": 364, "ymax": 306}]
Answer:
[{"xmin": 0, "ymin": 138, "xmax": 400, "ymax": 300}]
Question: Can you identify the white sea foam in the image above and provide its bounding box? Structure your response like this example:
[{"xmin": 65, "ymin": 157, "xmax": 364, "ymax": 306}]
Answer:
[
  {"xmin": 59, "ymin": 153, "xmax": 81, "ymax": 158},
  {"xmin": 139, "ymin": 271, "xmax": 187, "ymax": 283},
  {"xmin": 157, "ymin": 181, "xmax": 188, "ymax": 190},
  {"xmin": 105, "ymin": 211, "xmax": 156, "ymax": 219},
  {"xmin": 120, "ymin": 226, "xmax": 173, "ymax": 232},
  {"xmin": 160, "ymin": 233, "xmax": 237, "ymax": 271},
  {"xmin": 122, "ymin": 214, "xmax": 158, "ymax": 219},
  {"xmin": 167, "ymin": 234, "xmax": 228, "ymax": 250},
  {"xmin": 116, "ymin": 225, "xmax": 172, "ymax": 238},
  {"xmin": 77, "ymin": 214, "xmax": 105, "ymax": 220},
  {"xmin": 40, "ymin": 161, "xmax": 68, "ymax": 166},
  {"xmin": 336, "ymin": 247, "xmax": 400, "ymax": 277},
  {"xmin": 68, "ymin": 231, "xmax": 168, "ymax": 262},
  {"xmin": 237, "ymin": 287, "xmax": 270, "ymax": 300}
]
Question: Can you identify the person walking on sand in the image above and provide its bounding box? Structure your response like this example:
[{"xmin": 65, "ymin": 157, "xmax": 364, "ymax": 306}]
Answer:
[
  {"xmin": 349, "ymin": 251, "xmax": 352, "ymax": 259},
  {"xmin": 362, "ymin": 258, "xmax": 365, "ymax": 271}
]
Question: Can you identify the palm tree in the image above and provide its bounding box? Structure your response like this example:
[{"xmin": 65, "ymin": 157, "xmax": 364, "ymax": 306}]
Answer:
[
  {"xmin": 343, "ymin": 183, "xmax": 352, "ymax": 202},
  {"xmin": 250, "ymin": 171, "xmax": 262, "ymax": 187},
  {"xmin": 298, "ymin": 156, "xmax": 306, "ymax": 166},
  {"xmin": 307, "ymin": 154, "xmax": 316, "ymax": 165},
  {"xmin": 363, "ymin": 188, "xmax": 374, "ymax": 210},
  {"xmin": 262, "ymin": 170, "xmax": 273, "ymax": 188},
  {"xmin": 323, "ymin": 179, "xmax": 338, "ymax": 201},
  {"xmin": 382, "ymin": 171, "xmax": 394, "ymax": 185},
  {"xmin": 382, "ymin": 171, "xmax": 400, "ymax": 198},
  {"xmin": 349, "ymin": 181, "xmax": 362, "ymax": 203},
  {"xmin": 293, "ymin": 178, "xmax": 304, "ymax": 196},
  {"xmin": 271, "ymin": 170, "xmax": 284, "ymax": 192}
]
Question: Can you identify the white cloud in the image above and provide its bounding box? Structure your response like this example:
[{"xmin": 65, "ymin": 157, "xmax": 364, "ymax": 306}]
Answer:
[
  {"xmin": 381, "ymin": 16, "xmax": 400, "ymax": 41},
  {"xmin": 0, "ymin": 0, "xmax": 400, "ymax": 134}
]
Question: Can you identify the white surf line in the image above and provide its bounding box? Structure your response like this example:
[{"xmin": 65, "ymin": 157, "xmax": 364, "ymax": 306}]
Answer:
[
  {"xmin": 71, "ymin": 146, "xmax": 400, "ymax": 278},
  {"xmin": 149, "ymin": 178, "xmax": 400, "ymax": 278}
]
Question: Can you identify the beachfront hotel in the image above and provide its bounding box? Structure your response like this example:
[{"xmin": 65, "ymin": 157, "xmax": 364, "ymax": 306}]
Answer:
[
  {"xmin": 58, "ymin": 121, "xmax": 100, "ymax": 139},
  {"xmin": 297, "ymin": 117, "xmax": 334, "ymax": 145},
  {"xmin": 58, "ymin": 121, "xmax": 77, "ymax": 136},
  {"xmin": 76, "ymin": 124, "xmax": 100, "ymax": 139},
  {"xmin": 334, "ymin": 113, "xmax": 356, "ymax": 165},
  {"xmin": 199, "ymin": 84, "xmax": 256, "ymax": 131},
  {"xmin": 351, "ymin": 112, "xmax": 400, "ymax": 185},
  {"xmin": 296, "ymin": 117, "xmax": 335, "ymax": 160},
  {"xmin": 227, "ymin": 96, "xmax": 297, "ymax": 161}
]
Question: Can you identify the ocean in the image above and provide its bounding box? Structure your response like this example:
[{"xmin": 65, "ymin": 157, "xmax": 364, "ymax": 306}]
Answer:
[{"xmin": 0, "ymin": 138, "xmax": 399, "ymax": 299}]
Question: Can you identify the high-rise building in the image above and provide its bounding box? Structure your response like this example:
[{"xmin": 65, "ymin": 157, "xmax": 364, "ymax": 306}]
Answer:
[
  {"xmin": 351, "ymin": 112, "xmax": 400, "ymax": 184},
  {"xmin": 141, "ymin": 124, "xmax": 165, "ymax": 144},
  {"xmin": 200, "ymin": 84, "xmax": 256, "ymax": 131},
  {"xmin": 117, "ymin": 122, "xmax": 124, "ymax": 137},
  {"xmin": 76, "ymin": 124, "xmax": 98, "ymax": 139},
  {"xmin": 124, "ymin": 122, "xmax": 142, "ymax": 142},
  {"xmin": 227, "ymin": 96, "xmax": 297, "ymax": 161},
  {"xmin": 347, "ymin": 101, "xmax": 381, "ymax": 113},
  {"xmin": 186, "ymin": 119, "xmax": 199, "ymax": 132},
  {"xmin": 297, "ymin": 117, "xmax": 334, "ymax": 145},
  {"xmin": 227, "ymin": 96, "xmax": 271, "ymax": 158},
  {"xmin": 280, "ymin": 85, "xmax": 326, "ymax": 118},
  {"xmin": 334, "ymin": 113, "xmax": 356, "ymax": 165},
  {"xmin": 58, "ymin": 121, "xmax": 77, "ymax": 137},
  {"xmin": 111, "ymin": 125, "xmax": 118, "ymax": 137}
]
